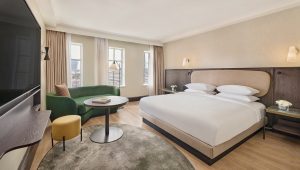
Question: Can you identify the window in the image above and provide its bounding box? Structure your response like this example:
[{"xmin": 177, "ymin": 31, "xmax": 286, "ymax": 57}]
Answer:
[
  {"xmin": 70, "ymin": 43, "xmax": 82, "ymax": 87},
  {"xmin": 144, "ymin": 51, "xmax": 150, "ymax": 85},
  {"xmin": 108, "ymin": 47, "xmax": 125, "ymax": 86}
]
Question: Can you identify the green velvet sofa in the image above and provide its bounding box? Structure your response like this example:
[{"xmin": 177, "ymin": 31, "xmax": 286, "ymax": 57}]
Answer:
[{"xmin": 46, "ymin": 85, "xmax": 120, "ymax": 123}]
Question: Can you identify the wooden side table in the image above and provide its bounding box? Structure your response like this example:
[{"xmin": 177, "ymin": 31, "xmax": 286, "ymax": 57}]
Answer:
[
  {"xmin": 265, "ymin": 106, "xmax": 300, "ymax": 138},
  {"xmin": 161, "ymin": 88, "xmax": 179, "ymax": 94}
]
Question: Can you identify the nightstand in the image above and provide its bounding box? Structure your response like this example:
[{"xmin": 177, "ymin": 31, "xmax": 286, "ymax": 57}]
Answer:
[
  {"xmin": 161, "ymin": 88, "xmax": 179, "ymax": 94},
  {"xmin": 265, "ymin": 106, "xmax": 300, "ymax": 138}
]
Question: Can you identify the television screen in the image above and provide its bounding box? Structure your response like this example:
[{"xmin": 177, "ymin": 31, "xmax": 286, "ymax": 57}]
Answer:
[{"xmin": 0, "ymin": 0, "xmax": 41, "ymax": 107}]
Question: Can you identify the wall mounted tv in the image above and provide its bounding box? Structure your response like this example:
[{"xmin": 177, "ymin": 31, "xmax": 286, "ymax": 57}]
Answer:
[{"xmin": 0, "ymin": 0, "xmax": 41, "ymax": 114}]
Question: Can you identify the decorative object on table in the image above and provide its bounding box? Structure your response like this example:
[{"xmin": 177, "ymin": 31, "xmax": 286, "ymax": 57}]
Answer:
[
  {"xmin": 275, "ymin": 100, "xmax": 292, "ymax": 111},
  {"xmin": 92, "ymin": 96, "xmax": 111, "ymax": 104},
  {"xmin": 161, "ymin": 88, "xmax": 180, "ymax": 94},
  {"xmin": 51, "ymin": 115, "xmax": 82, "ymax": 151},
  {"xmin": 170, "ymin": 84, "xmax": 177, "ymax": 92},
  {"xmin": 109, "ymin": 60, "xmax": 121, "ymax": 88},
  {"xmin": 39, "ymin": 124, "xmax": 194, "ymax": 170},
  {"xmin": 287, "ymin": 46, "xmax": 298, "ymax": 62}
]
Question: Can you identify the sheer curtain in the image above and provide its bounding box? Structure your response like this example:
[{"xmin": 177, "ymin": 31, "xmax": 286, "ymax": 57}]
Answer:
[
  {"xmin": 46, "ymin": 30, "xmax": 67, "ymax": 92},
  {"xmin": 95, "ymin": 38, "xmax": 109, "ymax": 85}
]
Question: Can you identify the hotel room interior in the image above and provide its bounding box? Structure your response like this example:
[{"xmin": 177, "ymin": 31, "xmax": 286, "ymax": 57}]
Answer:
[{"xmin": 1, "ymin": 0, "xmax": 300, "ymax": 169}]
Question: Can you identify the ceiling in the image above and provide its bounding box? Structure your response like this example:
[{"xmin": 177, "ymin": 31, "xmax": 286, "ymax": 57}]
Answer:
[{"xmin": 36, "ymin": 0, "xmax": 300, "ymax": 44}]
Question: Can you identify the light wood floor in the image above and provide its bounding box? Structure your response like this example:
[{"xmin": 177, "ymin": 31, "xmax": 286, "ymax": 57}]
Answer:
[{"xmin": 31, "ymin": 102, "xmax": 300, "ymax": 170}]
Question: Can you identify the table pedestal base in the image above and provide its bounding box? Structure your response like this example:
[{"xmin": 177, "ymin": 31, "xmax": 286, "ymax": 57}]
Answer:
[{"xmin": 90, "ymin": 127, "xmax": 123, "ymax": 143}]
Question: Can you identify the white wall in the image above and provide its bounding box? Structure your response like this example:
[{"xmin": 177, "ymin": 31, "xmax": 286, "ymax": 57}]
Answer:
[
  {"xmin": 71, "ymin": 34, "xmax": 96, "ymax": 86},
  {"xmin": 108, "ymin": 40, "xmax": 150, "ymax": 97},
  {"xmin": 70, "ymin": 34, "xmax": 150, "ymax": 97},
  {"xmin": 164, "ymin": 6, "xmax": 300, "ymax": 69}
]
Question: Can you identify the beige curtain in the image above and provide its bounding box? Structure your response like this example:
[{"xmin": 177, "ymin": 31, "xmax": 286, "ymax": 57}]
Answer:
[
  {"xmin": 153, "ymin": 46, "xmax": 165, "ymax": 95},
  {"xmin": 46, "ymin": 30, "xmax": 67, "ymax": 92}
]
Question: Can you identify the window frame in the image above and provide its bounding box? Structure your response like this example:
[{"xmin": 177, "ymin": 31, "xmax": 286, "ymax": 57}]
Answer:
[
  {"xmin": 108, "ymin": 47, "xmax": 125, "ymax": 87},
  {"xmin": 70, "ymin": 42, "xmax": 83, "ymax": 88}
]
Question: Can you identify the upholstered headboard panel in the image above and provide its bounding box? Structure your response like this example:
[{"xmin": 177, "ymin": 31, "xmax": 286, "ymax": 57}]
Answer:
[{"xmin": 191, "ymin": 70, "xmax": 271, "ymax": 97}]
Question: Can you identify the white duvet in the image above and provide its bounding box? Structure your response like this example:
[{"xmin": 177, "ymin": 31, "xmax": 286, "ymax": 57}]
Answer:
[{"xmin": 139, "ymin": 92, "xmax": 265, "ymax": 146}]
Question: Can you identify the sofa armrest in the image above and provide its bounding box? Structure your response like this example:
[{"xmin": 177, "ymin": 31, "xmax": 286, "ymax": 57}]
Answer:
[
  {"xmin": 111, "ymin": 86, "xmax": 120, "ymax": 96},
  {"xmin": 46, "ymin": 94, "xmax": 78, "ymax": 121}
]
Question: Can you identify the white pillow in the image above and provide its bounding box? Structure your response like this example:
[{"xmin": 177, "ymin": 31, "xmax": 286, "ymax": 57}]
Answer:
[
  {"xmin": 217, "ymin": 85, "xmax": 259, "ymax": 95},
  {"xmin": 184, "ymin": 89, "xmax": 216, "ymax": 95},
  {"xmin": 185, "ymin": 83, "xmax": 216, "ymax": 92},
  {"xmin": 217, "ymin": 93, "xmax": 259, "ymax": 102}
]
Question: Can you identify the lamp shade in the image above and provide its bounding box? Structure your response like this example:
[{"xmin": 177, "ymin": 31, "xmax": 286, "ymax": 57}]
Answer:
[
  {"xmin": 109, "ymin": 61, "xmax": 119, "ymax": 71},
  {"xmin": 182, "ymin": 58, "xmax": 190, "ymax": 67},
  {"xmin": 287, "ymin": 46, "xmax": 298, "ymax": 62}
]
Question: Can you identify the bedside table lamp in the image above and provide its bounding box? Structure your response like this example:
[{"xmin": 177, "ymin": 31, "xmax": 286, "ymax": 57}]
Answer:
[{"xmin": 287, "ymin": 46, "xmax": 298, "ymax": 62}]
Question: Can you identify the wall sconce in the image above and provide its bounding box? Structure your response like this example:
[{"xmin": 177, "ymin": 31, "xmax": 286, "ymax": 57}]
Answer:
[
  {"xmin": 287, "ymin": 46, "xmax": 298, "ymax": 62},
  {"xmin": 182, "ymin": 57, "xmax": 190, "ymax": 67},
  {"xmin": 42, "ymin": 47, "xmax": 50, "ymax": 60}
]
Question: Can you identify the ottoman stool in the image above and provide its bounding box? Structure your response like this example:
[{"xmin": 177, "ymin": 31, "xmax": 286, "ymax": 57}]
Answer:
[{"xmin": 51, "ymin": 115, "xmax": 82, "ymax": 151}]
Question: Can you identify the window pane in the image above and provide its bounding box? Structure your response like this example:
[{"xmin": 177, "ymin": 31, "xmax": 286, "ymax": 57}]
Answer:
[
  {"xmin": 71, "ymin": 44, "xmax": 81, "ymax": 59},
  {"xmin": 115, "ymin": 49, "xmax": 122, "ymax": 61},
  {"xmin": 70, "ymin": 43, "xmax": 82, "ymax": 87},
  {"xmin": 144, "ymin": 52, "xmax": 150, "ymax": 84}
]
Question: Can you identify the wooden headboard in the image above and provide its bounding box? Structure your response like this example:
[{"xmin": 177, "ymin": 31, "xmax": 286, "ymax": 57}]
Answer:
[
  {"xmin": 191, "ymin": 70, "xmax": 270, "ymax": 97},
  {"xmin": 165, "ymin": 67, "xmax": 300, "ymax": 108}
]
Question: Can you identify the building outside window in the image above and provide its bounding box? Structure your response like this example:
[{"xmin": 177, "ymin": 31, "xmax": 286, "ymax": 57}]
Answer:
[
  {"xmin": 108, "ymin": 47, "xmax": 125, "ymax": 86},
  {"xmin": 70, "ymin": 43, "xmax": 82, "ymax": 87},
  {"xmin": 144, "ymin": 51, "xmax": 150, "ymax": 85}
]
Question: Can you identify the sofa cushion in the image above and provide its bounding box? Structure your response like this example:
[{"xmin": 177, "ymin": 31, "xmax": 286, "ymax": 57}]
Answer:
[{"xmin": 55, "ymin": 84, "xmax": 71, "ymax": 97}]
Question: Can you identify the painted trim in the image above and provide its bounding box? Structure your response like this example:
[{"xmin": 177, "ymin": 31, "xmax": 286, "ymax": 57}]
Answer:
[{"xmin": 47, "ymin": 25, "xmax": 163, "ymax": 46}]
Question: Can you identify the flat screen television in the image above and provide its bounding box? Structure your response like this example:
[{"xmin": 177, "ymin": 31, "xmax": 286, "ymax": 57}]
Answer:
[{"xmin": 0, "ymin": 0, "xmax": 41, "ymax": 113}]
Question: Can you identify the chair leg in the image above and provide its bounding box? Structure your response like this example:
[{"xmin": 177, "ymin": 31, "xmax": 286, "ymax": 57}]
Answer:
[
  {"xmin": 80, "ymin": 128, "xmax": 82, "ymax": 142},
  {"xmin": 63, "ymin": 136, "xmax": 65, "ymax": 151}
]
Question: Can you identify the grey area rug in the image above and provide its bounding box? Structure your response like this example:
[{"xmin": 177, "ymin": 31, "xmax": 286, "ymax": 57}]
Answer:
[{"xmin": 38, "ymin": 124, "xmax": 194, "ymax": 170}]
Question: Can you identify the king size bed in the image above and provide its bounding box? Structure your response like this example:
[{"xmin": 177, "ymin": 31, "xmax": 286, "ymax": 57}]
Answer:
[{"xmin": 139, "ymin": 70, "xmax": 271, "ymax": 165}]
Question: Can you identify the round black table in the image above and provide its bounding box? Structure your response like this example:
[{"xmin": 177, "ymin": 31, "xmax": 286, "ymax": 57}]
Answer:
[{"xmin": 84, "ymin": 96, "xmax": 128, "ymax": 143}]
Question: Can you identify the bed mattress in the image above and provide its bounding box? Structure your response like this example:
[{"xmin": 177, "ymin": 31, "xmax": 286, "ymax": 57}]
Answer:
[{"xmin": 139, "ymin": 92, "xmax": 265, "ymax": 146}]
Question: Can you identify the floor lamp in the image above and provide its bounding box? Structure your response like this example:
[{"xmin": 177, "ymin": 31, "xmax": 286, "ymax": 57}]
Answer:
[{"xmin": 109, "ymin": 60, "xmax": 120, "ymax": 88}]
